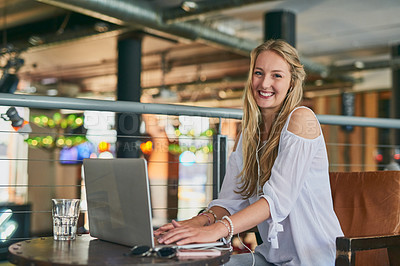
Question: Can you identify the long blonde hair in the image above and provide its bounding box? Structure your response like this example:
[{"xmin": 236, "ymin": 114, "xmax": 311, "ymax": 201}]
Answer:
[{"xmin": 237, "ymin": 39, "xmax": 306, "ymax": 199}]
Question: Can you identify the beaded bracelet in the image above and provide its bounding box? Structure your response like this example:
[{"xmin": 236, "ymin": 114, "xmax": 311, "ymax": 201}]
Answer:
[
  {"xmin": 204, "ymin": 208, "xmax": 218, "ymax": 223},
  {"xmin": 216, "ymin": 219, "xmax": 230, "ymax": 237},
  {"xmin": 198, "ymin": 212, "xmax": 212, "ymax": 226},
  {"xmin": 222, "ymin": 216, "xmax": 234, "ymax": 243},
  {"xmin": 200, "ymin": 208, "xmax": 217, "ymax": 224}
]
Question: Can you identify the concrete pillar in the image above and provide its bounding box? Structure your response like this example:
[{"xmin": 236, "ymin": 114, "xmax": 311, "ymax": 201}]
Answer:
[
  {"xmin": 392, "ymin": 44, "xmax": 400, "ymax": 145},
  {"xmin": 264, "ymin": 10, "xmax": 296, "ymax": 47},
  {"xmin": 116, "ymin": 33, "xmax": 143, "ymax": 158}
]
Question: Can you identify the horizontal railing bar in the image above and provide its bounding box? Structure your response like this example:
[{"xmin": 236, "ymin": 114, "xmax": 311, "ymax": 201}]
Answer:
[
  {"xmin": 0, "ymin": 184, "xmax": 215, "ymax": 187},
  {"xmin": 0, "ymin": 130, "xmax": 220, "ymax": 141},
  {"xmin": 0, "ymin": 158, "xmax": 213, "ymax": 164},
  {"xmin": 326, "ymin": 143, "xmax": 398, "ymax": 148},
  {"xmin": 0, "ymin": 93, "xmax": 243, "ymax": 119},
  {"xmin": 330, "ymin": 163, "xmax": 388, "ymax": 167},
  {"xmin": 316, "ymin": 114, "xmax": 400, "ymax": 129},
  {"xmin": 0, "ymin": 210, "xmax": 51, "ymax": 214},
  {"xmin": 1, "ymin": 93, "xmax": 400, "ymax": 129},
  {"xmin": 1, "ymin": 206, "xmax": 208, "ymax": 214},
  {"xmin": 0, "ymin": 185, "xmax": 80, "ymax": 187}
]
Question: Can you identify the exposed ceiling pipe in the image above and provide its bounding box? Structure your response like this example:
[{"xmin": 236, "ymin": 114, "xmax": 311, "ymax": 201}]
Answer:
[
  {"xmin": 25, "ymin": 26, "xmax": 126, "ymax": 52},
  {"xmin": 0, "ymin": 1, "xmax": 64, "ymax": 30},
  {"xmin": 36, "ymin": 0, "xmax": 329, "ymax": 75},
  {"xmin": 37, "ymin": 0, "xmax": 257, "ymax": 56},
  {"xmin": 162, "ymin": 0, "xmax": 277, "ymax": 24},
  {"xmin": 330, "ymin": 57, "xmax": 400, "ymax": 73}
]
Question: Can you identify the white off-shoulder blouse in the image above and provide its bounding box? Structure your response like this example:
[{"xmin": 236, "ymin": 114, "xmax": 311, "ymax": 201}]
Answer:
[{"xmin": 209, "ymin": 107, "xmax": 343, "ymax": 266}]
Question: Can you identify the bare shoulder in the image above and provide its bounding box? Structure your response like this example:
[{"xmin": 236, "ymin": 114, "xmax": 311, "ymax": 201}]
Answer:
[{"xmin": 287, "ymin": 108, "xmax": 321, "ymax": 139}]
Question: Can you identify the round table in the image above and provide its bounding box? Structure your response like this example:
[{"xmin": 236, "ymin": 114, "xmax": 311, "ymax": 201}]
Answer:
[{"xmin": 8, "ymin": 234, "xmax": 230, "ymax": 265}]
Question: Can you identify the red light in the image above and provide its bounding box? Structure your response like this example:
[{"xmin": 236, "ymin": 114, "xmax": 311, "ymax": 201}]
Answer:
[
  {"xmin": 375, "ymin": 154, "xmax": 383, "ymax": 162},
  {"xmin": 140, "ymin": 141, "xmax": 153, "ymax": 155},
  {"xmin": 394, "ymin": 154, "xmax": 400, "ymax": 160}
]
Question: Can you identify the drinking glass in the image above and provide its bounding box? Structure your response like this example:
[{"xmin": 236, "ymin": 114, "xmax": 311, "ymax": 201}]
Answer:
[{"xmin": 52, "ymin": 199, "xmax": 81, "ymax": 240}]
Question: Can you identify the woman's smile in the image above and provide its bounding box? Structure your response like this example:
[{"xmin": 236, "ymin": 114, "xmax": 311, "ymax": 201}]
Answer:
[{"xmin": 258, "ymin": 90, "xmax": 275, "ymax": 98}]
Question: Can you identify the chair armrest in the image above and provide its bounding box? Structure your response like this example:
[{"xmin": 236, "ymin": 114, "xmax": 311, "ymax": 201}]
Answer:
[{"xmin": 336, "ymin": 235, "xmax": 400, "ymax": 266}]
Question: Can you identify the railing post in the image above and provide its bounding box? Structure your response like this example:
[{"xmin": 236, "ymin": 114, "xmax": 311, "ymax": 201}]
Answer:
[{"xmin": 212, "ymin": 119, "xmax": 227, "ymax": 199}]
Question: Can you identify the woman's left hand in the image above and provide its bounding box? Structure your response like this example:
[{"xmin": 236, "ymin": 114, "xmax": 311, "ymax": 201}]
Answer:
[{"xmin": 157, "ymin": 220, "xmax": 226, "ymax": 245}]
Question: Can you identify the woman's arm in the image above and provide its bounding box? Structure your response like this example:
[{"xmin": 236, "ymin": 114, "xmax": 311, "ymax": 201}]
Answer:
[
  {"xmin": 157, "ymin": 198, "xmax": 270, "ymax": 245},
  {"xmin": 153, "ymin": 206, "xmax": 230, "ymax": 237},
  {"xmin": 228, "ymin": 197, "xmax": 270, "ymax": 234}
]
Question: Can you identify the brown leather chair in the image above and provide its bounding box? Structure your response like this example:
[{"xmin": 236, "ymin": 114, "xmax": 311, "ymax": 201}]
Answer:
[{"xmin": 330, "ymin": 171, "xmax": 400, "ymax": 266}]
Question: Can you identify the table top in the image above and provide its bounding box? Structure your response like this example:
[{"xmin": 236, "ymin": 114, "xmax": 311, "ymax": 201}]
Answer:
[{"xmin": 8, "ymin": 234, "xmax": 230, "ymax": 266}]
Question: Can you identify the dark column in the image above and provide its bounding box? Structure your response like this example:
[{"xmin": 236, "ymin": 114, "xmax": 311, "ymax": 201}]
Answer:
[
  {"xmin": 392, "ymin": 44, "xmax": 400, "ymax": 146},
  {"xmin": 116, "ymin": 33, "xmax": 143, "ymax": 158},
  {"xmin": 212, "ymin": 134, "xmax": 227, "ymax": 199},
  {"xmin": 388, "ymin": 43, "xmax": 400, "ymax": 168},
  {"xmin": 264, "ymin": 10, "xmax": 296, "ymax": 47}
]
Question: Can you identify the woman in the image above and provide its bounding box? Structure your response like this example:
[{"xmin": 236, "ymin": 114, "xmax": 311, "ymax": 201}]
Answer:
[{"xmin": 155, "ymin": 39, "xmax": 343, "ymax": 265}]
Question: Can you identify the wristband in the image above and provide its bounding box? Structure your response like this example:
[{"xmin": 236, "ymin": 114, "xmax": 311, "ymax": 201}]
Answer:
[
  {"xmin": 203, "ymin": 208, "xmax": 218, "ymax": 224},
  {"xmin": 198, "ymin": 212, "xmax": 211, "ymax": 226},
  {"xmin": 222, "ymin": 216, "xmax": 234, "ymax": 244},
  {"xmin": 216, "ymin": 219, "xmax": 230, "ymax": 237}
]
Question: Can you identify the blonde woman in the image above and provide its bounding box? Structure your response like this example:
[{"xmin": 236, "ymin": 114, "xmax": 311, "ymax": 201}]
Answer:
[{"xmin": 155, "ymin": 39, "xmax": 343, "ymax": 265}]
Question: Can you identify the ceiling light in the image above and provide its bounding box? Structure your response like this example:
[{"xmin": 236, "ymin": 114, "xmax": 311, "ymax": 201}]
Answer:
[
  {"xmin": 354, "ymin": 61, "xmax": 365, "ymax": 69},
  {"xmin": 41, "ymin": 78, "xmax": 58, "ymax": 85},
  {"xmin": 47, "ymin": 89, "xmax": 58, "ymax": 96},
  {"xmin": 28, "ymin": 35, "xmax": 44, "ymax": 46},
  {"xmin": 218, "ymin": 90, "xmax": 227, "ymax": 99},
  {"xmin": 181, "ymin": 1, "xmax": 198, "ymax": 12},
  {"xmin": 94, "ymin": 22, "xmax": 109, "ymax": 33},
  {"xmin": 315, "ymin": 80, "xmax": 323, "ymax": 86}
]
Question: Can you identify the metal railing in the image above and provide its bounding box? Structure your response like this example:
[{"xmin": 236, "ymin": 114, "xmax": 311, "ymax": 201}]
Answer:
[
  {"xmin": 2, "ymin": 93, "xmax": 400, "ymax": 129},
  {"xmin": 0, "ymin": 92, "xmax": 400, "ymax": 245}
]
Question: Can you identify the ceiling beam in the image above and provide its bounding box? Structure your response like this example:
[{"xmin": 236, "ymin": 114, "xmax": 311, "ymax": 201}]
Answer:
[
  {"xmin": 36, "ymin": 0, "xmax": 329, "ymax": 75},
  {"xmin": 0, "ymin": 0, "xmax": 64, "ymax": 30},
  {"xmin": 3, "ymin": 11, "xmax": 125, "ymax": 51}
]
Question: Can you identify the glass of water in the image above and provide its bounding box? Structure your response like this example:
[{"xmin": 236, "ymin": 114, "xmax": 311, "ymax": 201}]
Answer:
[{"xmin": 52, "ymin": 199, "xmax": 81, "ymax": 240}]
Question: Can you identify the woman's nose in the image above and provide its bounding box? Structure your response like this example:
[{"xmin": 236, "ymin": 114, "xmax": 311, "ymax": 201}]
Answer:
[{"xmin": 262, "ymin": 76, "xmax": 273, "ymax": 89}]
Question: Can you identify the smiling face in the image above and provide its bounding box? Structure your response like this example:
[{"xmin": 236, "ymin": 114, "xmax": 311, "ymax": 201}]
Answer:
[{"xmin": 252, "ymin": 50, "xmax": 292, "ymax": 116}]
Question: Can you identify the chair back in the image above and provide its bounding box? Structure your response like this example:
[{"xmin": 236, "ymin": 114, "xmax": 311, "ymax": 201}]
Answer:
[{"xmin": 329, "ymin": 171, "xmax": 400, "ymax": 266}]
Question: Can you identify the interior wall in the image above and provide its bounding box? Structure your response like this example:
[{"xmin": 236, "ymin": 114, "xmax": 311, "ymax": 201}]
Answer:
[{"xmin": 313, "ymin": 90, "xmax": 382, "ymax": 172}]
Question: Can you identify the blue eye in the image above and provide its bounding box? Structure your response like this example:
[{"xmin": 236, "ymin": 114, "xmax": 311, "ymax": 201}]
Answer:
[
  {"xmin": 273, "ymin": 73, "xmax": 282, "ymax": 78},
  {"xmin": 254, "ymin": 71, "xmax": 263, "ymax": 76}
]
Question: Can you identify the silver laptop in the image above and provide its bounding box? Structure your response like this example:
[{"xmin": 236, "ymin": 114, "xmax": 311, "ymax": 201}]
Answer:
[
  {"xmin": 83, "ymin": 158, "xmax": 223, "ymax": 249},
  {"xmin": 83, "ymin": 158, "xmax": 154, "ymax": 247}
]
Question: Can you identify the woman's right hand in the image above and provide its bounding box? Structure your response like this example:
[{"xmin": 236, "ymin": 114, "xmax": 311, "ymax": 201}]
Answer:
[
  {"xmin": 157, "ymin": 220, "xmax": 226, "ymax": 245},
  {"xmin": 154, "ymin": 215, "xmax": 207, "ymax": 237}
]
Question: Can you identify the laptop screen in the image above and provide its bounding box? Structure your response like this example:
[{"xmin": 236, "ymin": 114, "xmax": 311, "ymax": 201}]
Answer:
[{"xmin": 83, "ymin": 158, "xmax": 154, "ymax": 247}]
